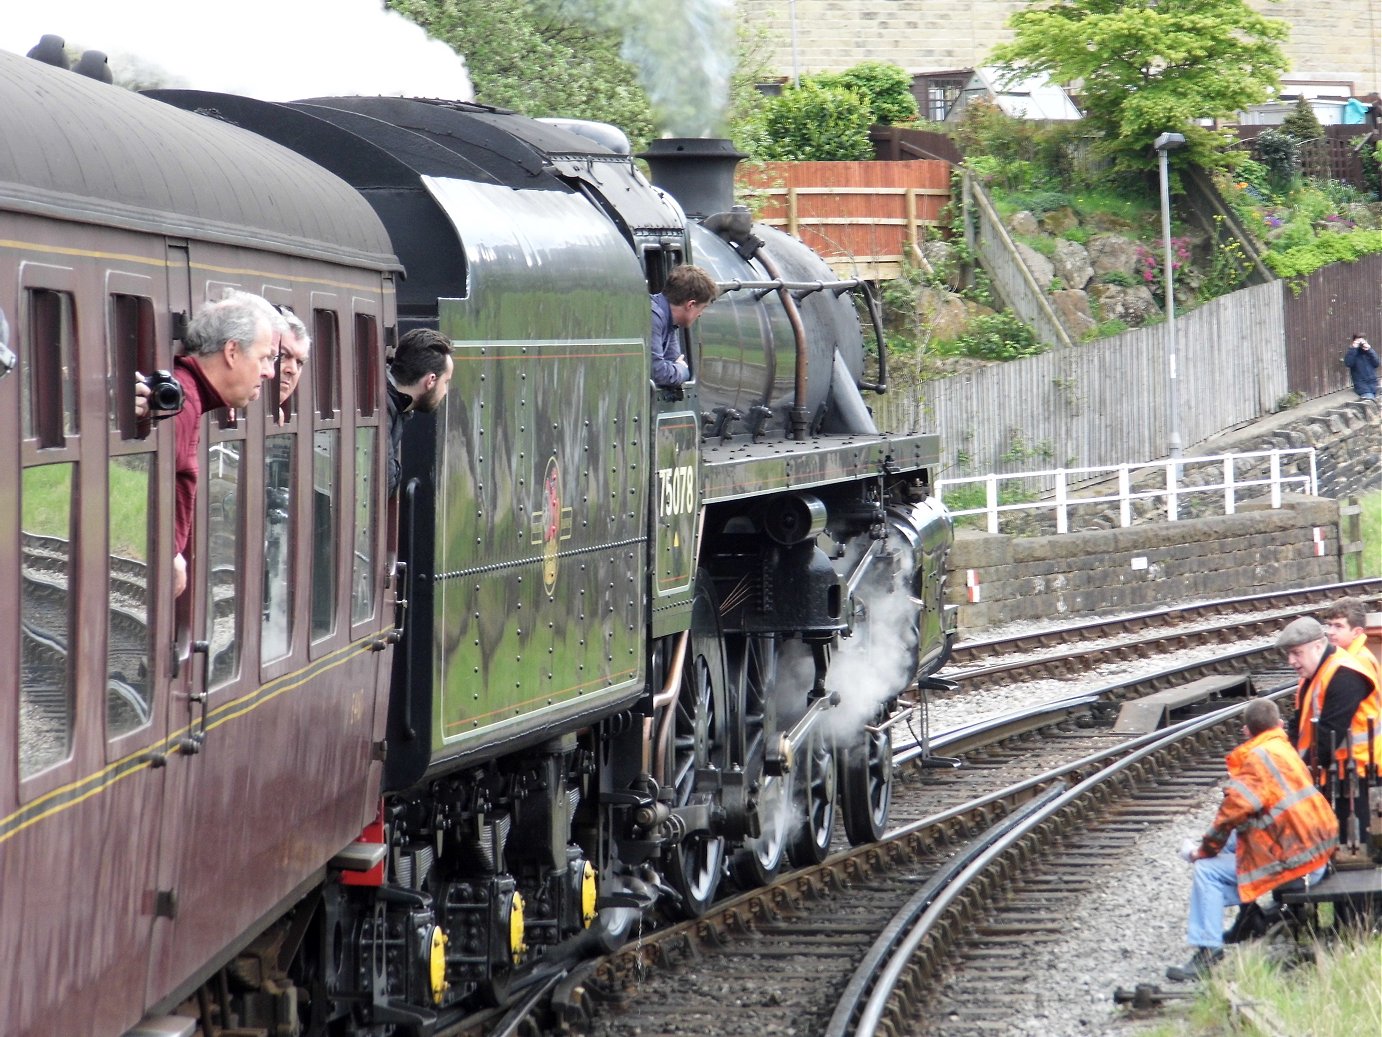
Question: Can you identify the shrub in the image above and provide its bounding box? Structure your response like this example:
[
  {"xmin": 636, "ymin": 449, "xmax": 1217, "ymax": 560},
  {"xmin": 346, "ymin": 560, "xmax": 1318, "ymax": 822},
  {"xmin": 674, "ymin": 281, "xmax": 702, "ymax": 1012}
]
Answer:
[
  {"xmin": 944, "ymin": 312, "xmax": 1046, "ymax": 361},
  {"xmin": 1087, "ymin": 317, "xmax": 1129, "ymax": 339},
  {"xmin": 1255, "ymin": 129, "xmax": 1298, "ymax": 192},
  {"xmin": 1263, "ymin": 228, "xmax": 1382, "ymax": 278},
  {"xmin": 1097, "ymin": 270, "xmax": 1135, "ymax": 287},
  {"xmin": 809, "ymin": 61, "xmax": 918, "ymax": 126},
  {"xmin": 1006, "ymin": 190, "xmax": 1074, "ymax": 216},
  {"xmin": 747, "ymin": 82, "xmax": 874, "ymax": 161}
]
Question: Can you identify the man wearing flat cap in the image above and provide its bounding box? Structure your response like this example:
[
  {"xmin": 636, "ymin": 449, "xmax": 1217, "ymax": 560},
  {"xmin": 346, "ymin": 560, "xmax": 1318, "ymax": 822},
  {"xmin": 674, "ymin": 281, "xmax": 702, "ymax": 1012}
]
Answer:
[{"xmin": 1278, "ymin": 615, "xmax": 1381, "ymax": 841}]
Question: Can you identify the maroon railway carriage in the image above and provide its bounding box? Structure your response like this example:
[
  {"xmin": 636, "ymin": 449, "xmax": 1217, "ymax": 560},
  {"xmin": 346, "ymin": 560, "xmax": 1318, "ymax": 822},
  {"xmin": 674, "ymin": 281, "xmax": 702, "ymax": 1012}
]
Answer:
[{"xmin": 0, "ymin": 51, "xmax": 399, "ymax": 1036}]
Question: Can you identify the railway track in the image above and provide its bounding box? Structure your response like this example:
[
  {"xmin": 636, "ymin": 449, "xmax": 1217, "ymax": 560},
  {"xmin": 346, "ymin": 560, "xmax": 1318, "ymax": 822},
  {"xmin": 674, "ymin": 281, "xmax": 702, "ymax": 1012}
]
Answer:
[
  {"xmin": 461, "ymin": 683, "xmax": 1279, "ymax": 1032},
  {"xmin": 442, "ymin": 585, "xmax": 1379, "ymax": 1036},
  {"xmin": 948, "ymin": 579, "xmax": 1381, "ymax": 674}
]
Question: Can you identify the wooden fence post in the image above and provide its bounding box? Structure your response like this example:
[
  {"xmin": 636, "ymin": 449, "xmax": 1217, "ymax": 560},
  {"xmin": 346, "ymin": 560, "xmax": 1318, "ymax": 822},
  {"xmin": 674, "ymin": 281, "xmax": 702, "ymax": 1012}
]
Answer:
[{"xmin": 1340, "ymin": 496, "xmax": 1364, "ymax": 579}]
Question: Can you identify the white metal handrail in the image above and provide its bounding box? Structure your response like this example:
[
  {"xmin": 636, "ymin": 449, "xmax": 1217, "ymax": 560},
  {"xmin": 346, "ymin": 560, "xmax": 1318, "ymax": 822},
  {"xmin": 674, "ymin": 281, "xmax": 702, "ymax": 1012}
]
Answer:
[{"xmin": 937, "ymin": 447, "xmax": 1318, "ymax": 534}]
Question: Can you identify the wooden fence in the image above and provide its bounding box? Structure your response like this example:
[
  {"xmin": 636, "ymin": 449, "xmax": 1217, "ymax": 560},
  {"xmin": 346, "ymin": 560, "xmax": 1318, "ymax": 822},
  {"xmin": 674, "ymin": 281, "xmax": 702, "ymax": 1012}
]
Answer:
[
  {"xmin": 1234, "ymin": 124, "xmax": 1376, "ymax": 188},
  {"xmin": 736, "ymin": 152, "xmax": 1375, "ymax": 478},
  {"xmin": 960, "ymin": 171, "xmax": 1076, "ymax": 351},
  {"xmin": 869, "ymin": 125, "xmax": 965, "ymax": 165},
  {"xmin": 736, "ymin": 160, "xmax": 950, "ymax": 280},
  {"xmin": 874, "ymin": 282, "xmax": 1288, "ymax": 482},
  {"xmin": 1283, "ymin": 251, "xmax": 1382, "ymax": 398}
]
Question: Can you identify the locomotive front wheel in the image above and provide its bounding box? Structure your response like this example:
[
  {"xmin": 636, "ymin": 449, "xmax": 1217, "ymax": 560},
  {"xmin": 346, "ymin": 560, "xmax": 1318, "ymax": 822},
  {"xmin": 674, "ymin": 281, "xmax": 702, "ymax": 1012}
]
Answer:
[
  {"xmin": 786, "ymin": 727, "xmax": 836, "ymax": 866},
  {"xmin": 663, "ymin": 579, "xmax": 728, "ymax": 918},
  {"xmin": 729, "ymin": 634, "xmax": 788, "ymax": 889},
  {"xmin": 840, "ymin": 721, "xmax": 893, "ymax": 845}
]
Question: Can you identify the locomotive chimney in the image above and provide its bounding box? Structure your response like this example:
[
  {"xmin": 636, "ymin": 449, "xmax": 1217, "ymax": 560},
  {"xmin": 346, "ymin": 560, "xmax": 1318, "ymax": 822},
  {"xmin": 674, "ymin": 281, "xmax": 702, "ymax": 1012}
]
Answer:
[{"xmin": 638, "ymin": 137, "xmax": 745, "ymax": 220}]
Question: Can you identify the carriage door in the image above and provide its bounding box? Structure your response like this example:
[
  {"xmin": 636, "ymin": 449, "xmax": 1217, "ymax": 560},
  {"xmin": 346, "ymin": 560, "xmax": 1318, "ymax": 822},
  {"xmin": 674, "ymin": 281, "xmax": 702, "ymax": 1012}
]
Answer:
[{"xmin": 143, "ymin": 241, "xmax": 194, "ymax": 1003}]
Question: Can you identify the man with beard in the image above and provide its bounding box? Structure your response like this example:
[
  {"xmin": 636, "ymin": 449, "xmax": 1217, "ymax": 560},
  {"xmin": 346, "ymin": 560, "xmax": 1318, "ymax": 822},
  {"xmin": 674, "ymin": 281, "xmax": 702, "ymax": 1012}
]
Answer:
[{"xmin": 387, "ymin": 327, "xmax": 454, "ymax": 497}]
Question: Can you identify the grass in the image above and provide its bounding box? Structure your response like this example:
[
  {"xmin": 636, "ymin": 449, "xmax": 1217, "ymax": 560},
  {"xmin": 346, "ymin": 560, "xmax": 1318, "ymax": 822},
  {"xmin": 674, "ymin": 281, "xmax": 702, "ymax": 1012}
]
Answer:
[
  {"xmin": 23, "ymin": 457, "xmax": 152, "ymax": 559},
  {"xmin": 1137, "ymin": 932, "xmax": 1381, "ymax": 1037},
  {"xmin": 1356, "ymin": 490, "xmax": 1381, "ymax": 579},
  {"xmin": 1067, "ymin": 187, "xmax": 1160, "ymax": 228}
]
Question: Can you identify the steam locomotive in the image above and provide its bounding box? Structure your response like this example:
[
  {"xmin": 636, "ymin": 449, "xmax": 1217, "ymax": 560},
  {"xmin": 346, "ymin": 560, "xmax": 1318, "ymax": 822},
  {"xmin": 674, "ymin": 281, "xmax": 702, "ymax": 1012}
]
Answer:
[{"xmin": 0, "ymin": 48, "xmax": 952, "ymax": 1035}]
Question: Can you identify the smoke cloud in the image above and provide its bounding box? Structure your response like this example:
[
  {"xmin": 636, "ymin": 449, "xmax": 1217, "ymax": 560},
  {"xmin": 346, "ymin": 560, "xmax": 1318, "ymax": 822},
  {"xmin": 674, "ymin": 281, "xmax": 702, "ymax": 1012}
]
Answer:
[
  {"xmin": 564, "ymin": 0, "xmax": 736, "ymax": 138},
  {"xmin": 0, "ymin": 0, "xmax": 472, "ymax": 101}
]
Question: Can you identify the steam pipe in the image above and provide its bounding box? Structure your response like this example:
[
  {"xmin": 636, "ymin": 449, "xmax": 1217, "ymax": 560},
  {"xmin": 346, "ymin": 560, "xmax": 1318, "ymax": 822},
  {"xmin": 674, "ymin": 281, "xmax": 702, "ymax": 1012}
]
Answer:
[
  {"xmin": 716, "ymin": 277, "xmax": 889, "ymax": 395},
  {"xmin": 651, "ymin": 629, "xmax": 689, "ymax": 779},
  {"xmin": 752, "ymin": 250, "xmax": 810, "ymax": 440},
  {"xmin": 856, "ymin": 280, "xmax": 888, "ymax": 394},
  {"xmin": 844, "ymin": 538, "xmax": 884, "ymax": 600}
]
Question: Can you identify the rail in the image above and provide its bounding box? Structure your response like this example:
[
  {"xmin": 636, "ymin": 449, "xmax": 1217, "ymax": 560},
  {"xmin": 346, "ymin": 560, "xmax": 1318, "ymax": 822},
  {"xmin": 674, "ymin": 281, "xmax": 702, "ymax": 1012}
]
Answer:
[{"xmin": 937, "ymin": 446, "xmax": 1318, "ymax": 535}]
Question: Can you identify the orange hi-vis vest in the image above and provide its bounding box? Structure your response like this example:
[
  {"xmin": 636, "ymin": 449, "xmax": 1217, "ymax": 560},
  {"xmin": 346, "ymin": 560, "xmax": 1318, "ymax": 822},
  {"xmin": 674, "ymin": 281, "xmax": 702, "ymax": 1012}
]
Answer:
[
  {"xmin": 1294, "ymin": 646, "xmax": 1382, "ymax": 777},
  {"xmin": 1345, "ymin": 632, "xmax": 1381, "ymax": 685},
  {"xmin": 1202, "ymin": 727, "xmax": 1338, "ymax": 902}
]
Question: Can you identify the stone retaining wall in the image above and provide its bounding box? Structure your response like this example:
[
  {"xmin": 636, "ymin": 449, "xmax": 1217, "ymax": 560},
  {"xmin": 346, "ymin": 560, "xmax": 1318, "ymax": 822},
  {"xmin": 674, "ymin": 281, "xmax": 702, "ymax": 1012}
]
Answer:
[
  {"xmin": 948, "ymin": 494, "xmax": 1341, "ymax": 632},
  {"xmin": 1257, "ymin": 399, "xmax": 1381, "ymax": 498}
]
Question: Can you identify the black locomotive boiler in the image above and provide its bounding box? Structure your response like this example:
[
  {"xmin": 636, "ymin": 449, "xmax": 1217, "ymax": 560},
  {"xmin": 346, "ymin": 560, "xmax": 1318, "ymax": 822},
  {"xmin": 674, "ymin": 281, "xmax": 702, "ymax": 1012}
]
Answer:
[{"xmin": 1, "ymin": 48, "xmax": 953, "ymax": 1036}]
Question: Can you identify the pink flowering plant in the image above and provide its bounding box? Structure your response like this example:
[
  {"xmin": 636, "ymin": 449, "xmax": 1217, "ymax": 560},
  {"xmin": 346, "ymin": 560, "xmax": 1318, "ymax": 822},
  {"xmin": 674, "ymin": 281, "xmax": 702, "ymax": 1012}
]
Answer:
[{"xmin": 1134, "ymin": 238, "xmax": 1192, "ymax": 286}]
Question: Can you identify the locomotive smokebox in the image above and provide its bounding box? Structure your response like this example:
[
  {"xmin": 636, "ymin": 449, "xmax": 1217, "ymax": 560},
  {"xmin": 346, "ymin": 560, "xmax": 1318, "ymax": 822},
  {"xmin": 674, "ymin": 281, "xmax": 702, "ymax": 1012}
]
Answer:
[{"xmin": 639, "ymin": 137, "xmax": 744, "ymax": 219}]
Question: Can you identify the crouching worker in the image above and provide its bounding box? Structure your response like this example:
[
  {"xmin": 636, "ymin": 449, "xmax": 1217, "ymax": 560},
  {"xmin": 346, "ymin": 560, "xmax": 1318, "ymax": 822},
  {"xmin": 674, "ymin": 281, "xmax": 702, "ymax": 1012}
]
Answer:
[{"xmin": 1166, "ymin": 698, "xmax": 1338, "ymax": 982}]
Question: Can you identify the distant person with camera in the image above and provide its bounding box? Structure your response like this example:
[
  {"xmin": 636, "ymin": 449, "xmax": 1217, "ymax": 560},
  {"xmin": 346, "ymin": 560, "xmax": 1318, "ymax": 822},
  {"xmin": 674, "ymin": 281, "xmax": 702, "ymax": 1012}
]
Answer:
[
  {"xmin": 160, "ymin": 292, "xmax": 281, "ymax": 596},
  {"xmin": 1344, "ymin": 333, "xmax": 1378, "ymax": 401}
]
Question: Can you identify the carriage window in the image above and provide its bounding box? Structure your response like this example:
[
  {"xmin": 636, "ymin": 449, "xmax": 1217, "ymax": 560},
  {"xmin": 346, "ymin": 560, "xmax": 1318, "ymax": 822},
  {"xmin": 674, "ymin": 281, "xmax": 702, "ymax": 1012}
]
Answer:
[
  {"xmin": 352, "ymin": 430, "xmax": 375, "ymax": 623},
  {"xmin": 20, "ymin": 462, "xmax": 75, "ymax": 777},
  {"xmin": 109, "ymin": 294, "xmax": 155, "ymax": 440},
  {"xmin": 311, "ymin": 430, "xmax": 339, "ymax": 640},
  {"xmin": 107, "ymin": 454, "xmax": 154, "ymax": 737},
  {"xmin": 206, "ymin": 442, "xmax": 243, "ymax": 686},
  {"xmin": 262, "ymin": 434, "xmax": 295, "ymax": 662},
  {"xmin": 351, "ymin": 313, "xmax": 380, "ymax": 624},
  {"xmin": 310, "ymin": 308, "xmax": 342, "ymax": 642},
  {"xmin": 313, "ymin": 310, "xmax": 340, "ymax": 420},
  {"xmin": 355, "ymin": 314, "xmax": 379, "ymax": 418},
  {"xmin": 107, "ymin": 293, "xmax": 157, "ymax": 738},
  {"xmin": 23, "ymin": 289, "xmax": 78, "ymax": 447}
]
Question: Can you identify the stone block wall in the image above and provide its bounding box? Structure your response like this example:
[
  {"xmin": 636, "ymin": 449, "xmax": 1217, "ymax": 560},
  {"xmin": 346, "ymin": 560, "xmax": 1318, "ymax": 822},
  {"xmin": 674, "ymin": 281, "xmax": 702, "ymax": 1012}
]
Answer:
[
  {"xmin": 948, "ymin": 494, "xmax": 1342, "ymax": 632},
  {"xmin": 738, "ymin": 1, "xmax": 1381, "ymax": 94},
  {"xmin": 1257, "ymin": 399, "xmax": 1382, "ymax": 497}
]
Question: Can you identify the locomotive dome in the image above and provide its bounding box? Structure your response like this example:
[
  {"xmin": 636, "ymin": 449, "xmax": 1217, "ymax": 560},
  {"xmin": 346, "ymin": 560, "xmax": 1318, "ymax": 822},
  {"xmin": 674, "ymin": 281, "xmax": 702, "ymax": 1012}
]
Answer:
[{"xmin": 0, "ymin": 48, "xmax": 398, "ymax": 270}]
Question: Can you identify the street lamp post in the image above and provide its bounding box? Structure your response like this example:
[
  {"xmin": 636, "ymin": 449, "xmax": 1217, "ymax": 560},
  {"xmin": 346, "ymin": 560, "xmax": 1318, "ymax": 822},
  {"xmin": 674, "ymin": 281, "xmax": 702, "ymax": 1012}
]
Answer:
[
  {"xmin": 789, "ymin": 0, "xmax": 800, "ymax": 87},
  {"xmin": 1154, "ymin": 131, "xmax": 1187, "ymax": 458}
]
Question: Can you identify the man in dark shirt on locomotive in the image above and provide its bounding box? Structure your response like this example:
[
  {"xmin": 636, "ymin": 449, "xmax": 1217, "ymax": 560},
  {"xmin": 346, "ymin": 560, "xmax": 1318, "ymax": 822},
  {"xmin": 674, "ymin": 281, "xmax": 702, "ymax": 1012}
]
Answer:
[
  {"xmin": 650, "ymin": 264, "xmax": 719, "ymax": 388},
  {"xmin": 171, "ymin": 293, "xmax": 280, "ymax": 595},
  {"xmin": 386, "ymin": 327, "xmax": 454, "ymax": 497}
]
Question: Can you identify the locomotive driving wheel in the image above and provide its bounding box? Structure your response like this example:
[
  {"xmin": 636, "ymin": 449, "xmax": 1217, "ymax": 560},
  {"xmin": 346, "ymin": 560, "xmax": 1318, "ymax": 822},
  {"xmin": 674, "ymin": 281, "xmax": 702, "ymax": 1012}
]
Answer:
[
  {"xmin": 786, "ymin": 724, "xmax": 836, "ymax": 866},
  {"xmin": 663, "ymin": 576, "xmax": 728, "ymax": 918},
  {"xmin": 728, "ymin": 633, "xmax": 788, "ymax": 889},
  {"xmin": 840, "ymin": 716, "xmax": 893, "ymax": 845}
]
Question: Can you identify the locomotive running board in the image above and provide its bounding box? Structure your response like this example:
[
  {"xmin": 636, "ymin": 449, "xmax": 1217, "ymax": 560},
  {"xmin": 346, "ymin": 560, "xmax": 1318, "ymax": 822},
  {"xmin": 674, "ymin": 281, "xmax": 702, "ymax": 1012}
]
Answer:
[{"xmin": 699, "ymin": 432, "xmax": 942, "ymax": 505}]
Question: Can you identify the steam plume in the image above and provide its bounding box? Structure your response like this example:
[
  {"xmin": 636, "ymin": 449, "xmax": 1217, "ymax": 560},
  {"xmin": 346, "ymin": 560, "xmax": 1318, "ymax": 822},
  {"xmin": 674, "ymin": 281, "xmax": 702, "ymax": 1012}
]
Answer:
[
  {"xmin": 1, "ymin": 0, "xmax": 472, "ymax": 101},
  {"xmin": 565, "ymin": 0, "xmax": 735, "ymax": 137}
]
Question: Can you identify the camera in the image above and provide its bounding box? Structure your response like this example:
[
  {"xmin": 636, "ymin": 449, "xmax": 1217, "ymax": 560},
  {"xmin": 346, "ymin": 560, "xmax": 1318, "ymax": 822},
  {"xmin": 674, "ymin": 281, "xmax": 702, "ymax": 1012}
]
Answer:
[{"xmin": 146, "ymin": 369, "xmax": 185, "ymax": 413}]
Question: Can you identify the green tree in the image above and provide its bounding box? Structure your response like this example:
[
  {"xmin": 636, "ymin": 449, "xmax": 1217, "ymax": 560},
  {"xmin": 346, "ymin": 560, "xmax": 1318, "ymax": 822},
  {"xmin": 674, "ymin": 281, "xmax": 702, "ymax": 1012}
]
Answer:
[
  {"xmin": 989, "ymin": 0, "xmax": 1289, "ymax": 173},
  {"xmin": 810, "ymin": 61, "xmax": 919, "ymax": 126},
  {"xmin": 1279, "ymin": 95, "xmax": 1328, "ymax": 178},
  {"xmin": 742, "ymin": 81, "xmax": 874, "ymax": 161},
  {"xmin": 387, "ymin": 0, "xmax": 654, "ymax": 148}
]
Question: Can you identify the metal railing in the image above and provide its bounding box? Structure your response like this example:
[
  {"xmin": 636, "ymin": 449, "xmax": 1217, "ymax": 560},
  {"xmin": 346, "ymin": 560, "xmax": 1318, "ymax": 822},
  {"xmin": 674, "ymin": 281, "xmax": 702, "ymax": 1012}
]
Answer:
[{"xmin": 938, "ymin": 447, "xmax": 1319, "ymax": 534}]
